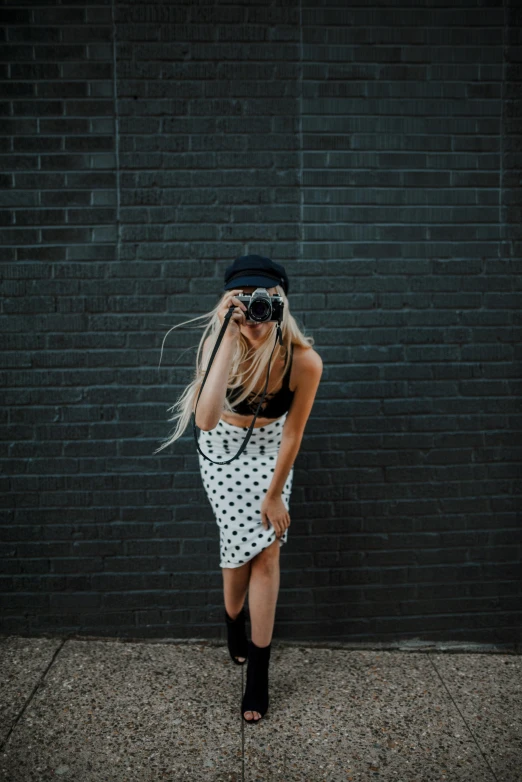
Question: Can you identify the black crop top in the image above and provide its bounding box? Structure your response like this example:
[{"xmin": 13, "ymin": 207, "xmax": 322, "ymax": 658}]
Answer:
[{"xmin": 225, "ymin": 346, "xmax": 295, "ymax": 418}]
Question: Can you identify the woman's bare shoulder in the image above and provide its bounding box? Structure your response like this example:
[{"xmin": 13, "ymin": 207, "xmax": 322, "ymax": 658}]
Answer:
[{"xmin": 291, "ymin": 343, "xmax": 323, "ymax": 381}]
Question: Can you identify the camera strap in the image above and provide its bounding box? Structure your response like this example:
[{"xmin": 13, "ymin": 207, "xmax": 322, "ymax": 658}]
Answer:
[{"xmin": 192, "ymin": 305, "xmax": 283, "ymax": 465}]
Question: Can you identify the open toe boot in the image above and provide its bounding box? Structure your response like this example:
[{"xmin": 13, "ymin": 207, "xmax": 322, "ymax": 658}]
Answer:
[
  {"xmin": 241, "ymin": 639, "xmax": 271, "ymax": 724},
  {"xmin": 225, "ymin": 606, "xmax": 249, "ymax": 665}
]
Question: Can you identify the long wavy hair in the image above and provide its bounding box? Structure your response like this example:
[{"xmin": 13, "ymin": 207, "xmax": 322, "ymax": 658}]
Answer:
[{"xmin": 153, "ymin": 284, "xmax": 314, "ymax": 453}]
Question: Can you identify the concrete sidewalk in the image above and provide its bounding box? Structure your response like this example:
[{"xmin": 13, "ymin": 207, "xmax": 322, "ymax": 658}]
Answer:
[{"xmin": 0, "ymin": 635, "xmax": 520, "ymax": 782}]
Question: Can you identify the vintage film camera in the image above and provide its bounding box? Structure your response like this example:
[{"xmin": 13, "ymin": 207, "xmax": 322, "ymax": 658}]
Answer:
[{"xmin": 236, "ymin": 287, "xmax": 284, "ymax": 323}]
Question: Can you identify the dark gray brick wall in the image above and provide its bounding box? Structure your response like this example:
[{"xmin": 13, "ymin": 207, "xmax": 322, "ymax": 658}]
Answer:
[{"xmin": 1, "ymin": 0, "xmax": 521, "ymax": 646}]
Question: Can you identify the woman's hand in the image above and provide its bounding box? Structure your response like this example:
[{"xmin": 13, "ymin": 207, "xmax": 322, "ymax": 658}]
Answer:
[
  {"xmin": 261, "ymin": 494, "xmax": 290, "ymax": 538},
  {"xmin": 218, "ymin": 289, "xmax": 247, "ymax": 338}
]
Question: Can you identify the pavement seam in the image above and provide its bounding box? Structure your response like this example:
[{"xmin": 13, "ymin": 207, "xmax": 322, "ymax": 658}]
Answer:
[
  {"xmin": 241, "ymin": 663, "xmax": 245, "ymax": 782},
  {"xmin": 0, "ymin": 637, "xmax": 67, "ymax": 754},
  {"xmin": 428, "ymin": 655, "xmax": 500, "ymax": 782}
]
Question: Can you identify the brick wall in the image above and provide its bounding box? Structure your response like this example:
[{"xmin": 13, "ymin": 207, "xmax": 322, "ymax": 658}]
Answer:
[{"xmin": 1, "ymin": 0, "xmax": 520, "ymax": 646}]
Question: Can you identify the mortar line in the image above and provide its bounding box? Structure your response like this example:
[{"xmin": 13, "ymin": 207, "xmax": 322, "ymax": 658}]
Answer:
[
  {"xmin": 0, "ymin": 638, "xmax": 67, "ymax": 753},
  {"xmin": 428, "ymin": 655, "xmax": 500, "ymax": 782},
  {"xmin": 298, "ymin": 0, "xmax": 304, "ymax": 264},
  {"xmin": 110, "ymin": 0, "xmax": 121, "ymax": 263},
  {"xmin": 498, "ymin": 0, "xmax": 507, "ymax": 259}
]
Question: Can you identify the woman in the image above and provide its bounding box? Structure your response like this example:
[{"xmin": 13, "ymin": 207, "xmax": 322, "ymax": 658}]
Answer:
[{"xmin": 155, "ymin": 255, "xmax": 323, "ymax": 725}]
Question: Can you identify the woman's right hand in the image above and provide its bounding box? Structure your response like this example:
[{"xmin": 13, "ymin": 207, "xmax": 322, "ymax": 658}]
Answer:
[{"xmin": 218, "ymin": 289, "xmax": 248, "ymax": 338}]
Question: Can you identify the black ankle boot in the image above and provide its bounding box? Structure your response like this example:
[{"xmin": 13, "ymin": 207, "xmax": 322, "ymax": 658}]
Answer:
[
  {"xmin": 241, "ymin": 639, "xmax": 271, "ymax": 724},
  {"xmin": 225, "ymin": 606, "xmax": 249, "ymax": 665}
]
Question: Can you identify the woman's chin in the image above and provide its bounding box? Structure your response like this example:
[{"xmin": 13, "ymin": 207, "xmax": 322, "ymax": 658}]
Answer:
[{"xmin": 242, "ymin": 322, "xmax": 271, "ymax": 341}]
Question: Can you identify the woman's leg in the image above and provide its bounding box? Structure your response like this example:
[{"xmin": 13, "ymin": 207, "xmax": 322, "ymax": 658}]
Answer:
[
  {"xmin": 247, "ymin": 537, "xmax": 280, "ymax": 647},
  {"xmin": 222, "ymin": 559, "xmax": 252, "ymax": 620},
  {"xmin": 242, "ymin": 538, "xmax": 280, "ymax": 721}
]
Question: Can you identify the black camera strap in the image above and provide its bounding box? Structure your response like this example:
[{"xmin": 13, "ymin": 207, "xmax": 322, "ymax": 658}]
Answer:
[{"xmin": 192, "ymin": 305, "xmax": 283, "ymax": 465}]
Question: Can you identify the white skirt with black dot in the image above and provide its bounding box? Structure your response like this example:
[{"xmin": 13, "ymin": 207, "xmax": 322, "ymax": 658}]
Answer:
[{"xmin": 197, "ymin": 412, "xmax": 293, "ymax": 569}]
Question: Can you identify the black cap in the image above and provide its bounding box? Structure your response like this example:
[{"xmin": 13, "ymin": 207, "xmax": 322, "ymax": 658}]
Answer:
[{"xmin": 223, "ymin": 254, "xmax": 289, "ymax": 296}]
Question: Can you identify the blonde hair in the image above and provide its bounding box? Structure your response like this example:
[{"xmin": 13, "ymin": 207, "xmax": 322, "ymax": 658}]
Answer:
[{"xmin": 153, "ymin": 285, "xmax": 314, "ymax": 453}]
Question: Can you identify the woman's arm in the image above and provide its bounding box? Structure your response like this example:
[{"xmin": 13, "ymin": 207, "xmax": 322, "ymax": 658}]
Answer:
[
  {"xmin": 260, "ymin": 346, "xmax": 323, "ymax": 537},
  {"xmin": 194, "ymin": 289, "xmax": 247, "ymax": 431},
  {"xmin": 193, "ymin": 334, "xmax": 237, "ymax": 431},
  {"xmin": 266, "ymin": 347, "xmax": 323, "ymax": 499}
]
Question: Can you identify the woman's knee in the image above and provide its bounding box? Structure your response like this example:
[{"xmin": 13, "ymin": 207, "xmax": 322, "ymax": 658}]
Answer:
[{"xmin": 251, "ymin": 537, "xmax": 280, "ymax": 572}]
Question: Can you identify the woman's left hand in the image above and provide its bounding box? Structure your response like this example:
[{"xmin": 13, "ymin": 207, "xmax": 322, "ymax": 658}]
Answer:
[{"xmin": 261, "ymin": 494, "xmax": 290, "ymax": 539}]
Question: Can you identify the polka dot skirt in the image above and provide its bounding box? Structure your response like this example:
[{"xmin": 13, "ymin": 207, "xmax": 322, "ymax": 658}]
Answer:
[{"xmin": 197, "ymin": 412, "xmax": 293, "ymax": 569}]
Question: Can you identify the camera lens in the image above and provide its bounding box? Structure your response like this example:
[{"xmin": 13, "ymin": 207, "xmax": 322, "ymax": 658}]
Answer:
[{"xmin": 250, "ymin": 299, "xmax": 270, "ymax": 321}]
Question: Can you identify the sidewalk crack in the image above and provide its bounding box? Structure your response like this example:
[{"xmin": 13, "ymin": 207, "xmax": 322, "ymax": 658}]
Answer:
[
  {"xmin": 0, "ymin": 637, "xmax": 68, "ymax": 753},
  {"xmin": 428, "ymin": 655, "xmax": 500, "ymax": 782}
]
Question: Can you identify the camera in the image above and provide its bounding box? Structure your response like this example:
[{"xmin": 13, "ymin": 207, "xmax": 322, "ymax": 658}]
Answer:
[{"xmin": 236, "ymin": 287, "xmax": 284, "ymax": 323}]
